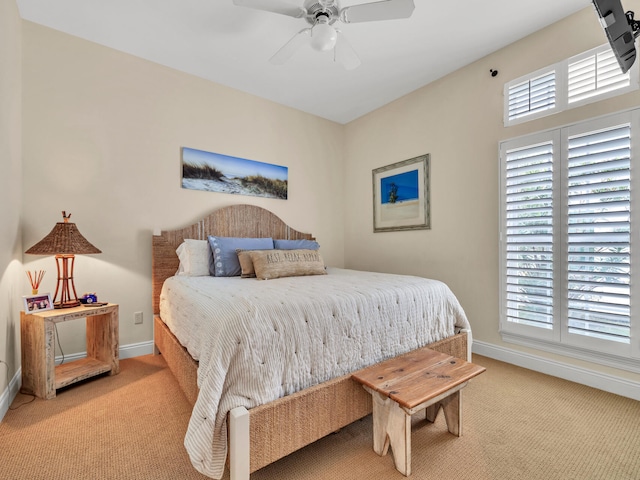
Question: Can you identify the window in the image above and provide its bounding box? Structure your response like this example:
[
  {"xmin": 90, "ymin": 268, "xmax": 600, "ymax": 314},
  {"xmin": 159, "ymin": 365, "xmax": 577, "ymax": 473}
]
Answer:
[
  {"xmin": 499, "ymin": 111, "xmax": 640, "ymax": 368},
  {"xmin": 505, "ymin": 44, "xmax": 638, "ymax": 126},
  {"xmin": 503, "ymin": 137, "xmax": 555, "ymax": 331},
  {"xmin": 566, "ymin": 123, "xmax": 631, "ymax": 344},
  {"xmin": 568, "ymin": 47, "xmax": 633, "ymax": 105},
  {"xmin": 507, "ymin": 69, "xmax": 557, "ymax": 122}
]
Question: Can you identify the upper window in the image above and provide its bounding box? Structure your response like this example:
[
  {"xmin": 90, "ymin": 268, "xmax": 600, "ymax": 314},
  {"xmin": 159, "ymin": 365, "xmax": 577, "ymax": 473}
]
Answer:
[
  {"xmin": 568, "ymin": 47, "xmax": 632, "ymax": 105},
  {"xmin": 505, "ymin": 44, "xmax": 638, "ymax": 126},
  {"xmin": 507, "ymin": 69, "xmax": 557, "ymax": 122}
]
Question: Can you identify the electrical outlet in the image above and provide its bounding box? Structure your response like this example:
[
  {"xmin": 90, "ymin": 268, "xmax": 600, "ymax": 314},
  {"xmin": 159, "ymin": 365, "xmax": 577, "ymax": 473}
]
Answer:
[{"xmin": 134, "ymin": 311, "xmax": 143, "ymax": 325}]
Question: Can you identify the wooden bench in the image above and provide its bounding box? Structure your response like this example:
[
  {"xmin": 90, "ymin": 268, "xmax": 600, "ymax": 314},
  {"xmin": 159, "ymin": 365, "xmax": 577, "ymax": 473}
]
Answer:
[{"xmin": 351, "ymin": 348, "xmax": 485, "ymax": 476}]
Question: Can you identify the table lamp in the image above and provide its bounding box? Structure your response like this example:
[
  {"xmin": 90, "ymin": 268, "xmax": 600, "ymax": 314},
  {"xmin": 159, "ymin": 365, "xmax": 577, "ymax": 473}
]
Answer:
[{"xmin": 25, "ymin": 211, "xmax": 101, "ymax": 309}]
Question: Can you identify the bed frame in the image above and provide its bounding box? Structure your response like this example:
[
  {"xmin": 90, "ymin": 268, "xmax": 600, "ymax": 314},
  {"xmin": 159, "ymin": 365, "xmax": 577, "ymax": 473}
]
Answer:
[{"xmin": 152, "ymin": 204, "xmax": 471, "ymax": 480}]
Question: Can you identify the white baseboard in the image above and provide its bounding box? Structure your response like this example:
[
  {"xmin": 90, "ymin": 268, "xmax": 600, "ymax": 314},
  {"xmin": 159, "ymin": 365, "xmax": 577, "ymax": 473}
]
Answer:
[
  {"xmin": 473, "ymin": 340, "xmax": 640, "ymax": 401},
  {"xmin": 0, "ymin": 367, "xmax": 21, "ymax": 422},
  {"xmin": 119, "ymin": 340, "xmax": 155, "ymax": 359},
  {"xmin": 54, "ymin": 340, "xmax": 155, "ymax": 363},
  {"xmin": 0, "ymin": 340, "xmax": 155, "ymax": 422}
]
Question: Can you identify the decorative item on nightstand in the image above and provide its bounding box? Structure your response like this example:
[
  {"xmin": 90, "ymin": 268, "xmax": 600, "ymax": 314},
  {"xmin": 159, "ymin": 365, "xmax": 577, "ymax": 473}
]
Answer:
[
  {"xmin": 25, "ymin": 211, "xmax": 101, "ymax": 309},
  {"xmin": 26, "ymin": 269, "xmax": 45, "ymax": 294}
]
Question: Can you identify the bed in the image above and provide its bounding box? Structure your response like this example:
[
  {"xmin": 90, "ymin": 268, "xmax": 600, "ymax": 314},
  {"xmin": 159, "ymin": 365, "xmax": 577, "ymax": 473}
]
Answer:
[{"xmin": 152, "ymin": 204, "xmax": 471, "ymax": 480}]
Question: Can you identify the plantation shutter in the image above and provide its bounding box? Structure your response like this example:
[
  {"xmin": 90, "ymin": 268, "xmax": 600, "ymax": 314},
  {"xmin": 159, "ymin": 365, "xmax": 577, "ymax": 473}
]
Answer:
[
  {"xmin": 566, "ymin": 124, "xmax": 631, "ymax": 344},
  {"xmin": 568, "ymin": 47, "xmax": 630, "ymax": 104},
  {"xmin": 507, "ymin": 71, "xmax": 556, "ymax": 121},
  {"xmin": 504, "ymin": 141, "xmax": 555, "ymax": 329}
]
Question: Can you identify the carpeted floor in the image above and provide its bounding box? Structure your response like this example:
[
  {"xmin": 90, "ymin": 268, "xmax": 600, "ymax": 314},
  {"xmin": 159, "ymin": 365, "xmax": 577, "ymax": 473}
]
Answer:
[{"xmin": 1, "ymin": 354, "xmax": 639, "ymax": 480}]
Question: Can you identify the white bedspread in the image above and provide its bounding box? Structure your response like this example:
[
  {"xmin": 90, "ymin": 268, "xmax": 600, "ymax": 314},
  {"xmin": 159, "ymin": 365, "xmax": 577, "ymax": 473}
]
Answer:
[{"xmin": 159, "ymin": 268, "xmax": 470, "ymax": 479}]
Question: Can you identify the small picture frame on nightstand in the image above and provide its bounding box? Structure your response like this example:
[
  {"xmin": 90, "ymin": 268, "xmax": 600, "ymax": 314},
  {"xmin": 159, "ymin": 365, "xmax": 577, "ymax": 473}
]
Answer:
[{"xmin": 23, "ymin": 293, "xmax": 54, "ymax": 313}]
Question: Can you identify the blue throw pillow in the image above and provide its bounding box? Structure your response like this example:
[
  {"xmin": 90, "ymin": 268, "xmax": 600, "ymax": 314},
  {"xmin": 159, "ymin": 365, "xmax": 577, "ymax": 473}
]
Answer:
[
  {"xmin": 273, "ymin": 239, "xmax": 320, "ymax": 250},
  {"xmin": 208, "ymin": 236, "xmax": 274, "ymax": 277}
]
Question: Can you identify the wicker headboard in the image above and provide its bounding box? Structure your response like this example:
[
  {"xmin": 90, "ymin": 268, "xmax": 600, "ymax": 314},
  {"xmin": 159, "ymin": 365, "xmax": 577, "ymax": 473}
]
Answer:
[{"xmin": 152, "ymin": 204, "xmax": 315, "ymax": 314}]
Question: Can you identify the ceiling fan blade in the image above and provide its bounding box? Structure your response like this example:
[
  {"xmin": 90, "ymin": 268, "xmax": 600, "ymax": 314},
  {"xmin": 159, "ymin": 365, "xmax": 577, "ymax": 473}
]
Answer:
[
  {"xmin": 334, "ymin": 32, "xmax": 361, "ymax": 70},
  {"xmin": 233, "ymin": 0, "xmax": 306, "ymax": 18},
  {"xmin": 340, "ymin": 0, "xmax": 415, "ymax": 23},
  {"xmin": 269, "ymin": 29, "xmax": 311, "ymax": 65}
]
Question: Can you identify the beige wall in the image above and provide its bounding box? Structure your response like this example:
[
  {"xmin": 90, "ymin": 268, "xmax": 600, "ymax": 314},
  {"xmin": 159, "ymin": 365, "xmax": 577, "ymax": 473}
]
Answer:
[
  {"xmin": 21, "ymin": 22, "xmax": 345, "ymax": 354},
  {"xmin": 344, "ymin": 4, "xmax": 640, "ymax": 381},
  {"xmin": 0, "ymin": 0, "xmax": 22, "ymax": 399}
]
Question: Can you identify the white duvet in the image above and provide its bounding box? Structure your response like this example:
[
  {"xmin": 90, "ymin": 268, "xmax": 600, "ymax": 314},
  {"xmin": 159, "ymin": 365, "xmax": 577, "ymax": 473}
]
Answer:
[{"xmin": 159, "ymin": 268, "xmax": 470, "ymax": 479}]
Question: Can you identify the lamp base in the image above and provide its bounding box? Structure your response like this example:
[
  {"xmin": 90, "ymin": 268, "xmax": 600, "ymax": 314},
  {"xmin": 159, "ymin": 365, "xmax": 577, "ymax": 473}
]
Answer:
[
  {"xmin": 54, "ymin": 299, "xmax": 81, "ymax": 309},
  {"xmin": 53, "ymin": 254, "xmax": 81, "ymax": 309}
]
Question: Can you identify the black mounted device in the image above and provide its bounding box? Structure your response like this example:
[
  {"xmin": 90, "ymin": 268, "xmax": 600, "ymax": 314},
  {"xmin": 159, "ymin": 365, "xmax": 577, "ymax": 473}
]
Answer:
[{"xmin": 592, "ymin": 0, "xmax": 640, "ymax": 73}]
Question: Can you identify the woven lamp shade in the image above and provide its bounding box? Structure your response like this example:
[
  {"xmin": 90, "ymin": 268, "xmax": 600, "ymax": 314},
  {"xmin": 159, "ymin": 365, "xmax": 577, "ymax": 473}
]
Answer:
[{"xmin": 25, "ymin": 221, "xmax": 101, "ymax": 255}]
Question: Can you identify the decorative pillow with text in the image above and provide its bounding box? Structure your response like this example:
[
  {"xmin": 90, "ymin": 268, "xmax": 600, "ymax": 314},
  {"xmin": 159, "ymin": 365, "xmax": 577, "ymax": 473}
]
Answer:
[{"xmin": 248, "ymin": 249, "xmax": 327, "ymax": 280}]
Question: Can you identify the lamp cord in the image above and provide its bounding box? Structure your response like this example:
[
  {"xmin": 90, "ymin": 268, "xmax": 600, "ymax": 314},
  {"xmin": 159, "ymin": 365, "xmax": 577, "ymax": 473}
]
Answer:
[
  {"xmin": 54, "ymin": 323, "xmax": 65, "ymax": 365},
  {"xmin": 0, "ymin": 359, "xmax": 8, "ymax": 381}
]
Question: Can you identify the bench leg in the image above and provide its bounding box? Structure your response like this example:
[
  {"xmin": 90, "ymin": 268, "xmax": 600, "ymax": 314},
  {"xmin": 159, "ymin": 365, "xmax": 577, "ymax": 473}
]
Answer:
[
  {"xmin": 371, "ymin": 391, "xmax": 412, "ymax": 476},
  {"xmin": 425, "ymin": 390, "xmax": 462, "ymax": 437}
]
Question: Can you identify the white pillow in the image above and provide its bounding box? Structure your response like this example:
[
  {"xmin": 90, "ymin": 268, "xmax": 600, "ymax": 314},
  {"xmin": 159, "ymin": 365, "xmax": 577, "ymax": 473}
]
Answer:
[{"xmin": 176, "ymin": 239, "xmax": 211, "ymax": 276}]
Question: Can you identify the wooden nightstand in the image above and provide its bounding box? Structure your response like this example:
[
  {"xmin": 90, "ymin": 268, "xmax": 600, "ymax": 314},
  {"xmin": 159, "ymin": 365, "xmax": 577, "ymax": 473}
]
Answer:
[{"xmin": 20, "ymin": 303, "xmax": 119, "ymax": 399}]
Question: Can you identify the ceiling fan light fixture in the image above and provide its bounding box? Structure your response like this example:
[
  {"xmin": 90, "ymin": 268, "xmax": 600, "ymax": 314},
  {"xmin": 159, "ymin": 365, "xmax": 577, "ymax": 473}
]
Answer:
[
  {"xmin": 310, "ymin": 18, "xmax": 337, "ymax": 51},
  {"xmin": 235, "ymin": 0, "xmax": 416, "ymax": 68}
]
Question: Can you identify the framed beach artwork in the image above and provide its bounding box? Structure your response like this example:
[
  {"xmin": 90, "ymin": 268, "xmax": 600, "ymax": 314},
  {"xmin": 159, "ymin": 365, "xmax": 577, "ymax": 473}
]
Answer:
[
  {"xmin": 181, "ymin": 147, "xmax": 288, "ymax": 200},
  {"xmin": 372, "ymin": 154, "xmax": 430, "ymax": 232}
]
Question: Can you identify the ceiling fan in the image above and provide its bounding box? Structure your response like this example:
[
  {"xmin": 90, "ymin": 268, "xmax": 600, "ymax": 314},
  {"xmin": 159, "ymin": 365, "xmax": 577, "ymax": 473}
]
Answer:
[{"xmin": 233, "ymin": 0, "xmax": 416, "ymax": 70}]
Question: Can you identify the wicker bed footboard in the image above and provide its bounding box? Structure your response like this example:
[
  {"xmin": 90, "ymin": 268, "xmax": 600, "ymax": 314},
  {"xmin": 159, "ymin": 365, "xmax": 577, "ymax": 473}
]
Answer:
[{"xmin": 153, "ymin": 315, "xmax": 468, "ymax": 475}]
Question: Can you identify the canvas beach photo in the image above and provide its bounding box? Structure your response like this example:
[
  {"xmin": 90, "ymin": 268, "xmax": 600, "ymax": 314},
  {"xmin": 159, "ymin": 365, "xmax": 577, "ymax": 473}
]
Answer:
[
  {"xmin": 373, "ymin": 154, "xmax": 430, "ymax": 232},
  {"xmin": 181, "ymin": 147, "xmax": 288, "ymax": 199}
]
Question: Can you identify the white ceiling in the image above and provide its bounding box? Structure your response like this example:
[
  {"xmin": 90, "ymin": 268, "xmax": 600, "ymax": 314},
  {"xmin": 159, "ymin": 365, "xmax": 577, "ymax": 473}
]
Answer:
[{"xmin": 16, "ymin": 0, "xmax": 592, "ymax": 124}]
